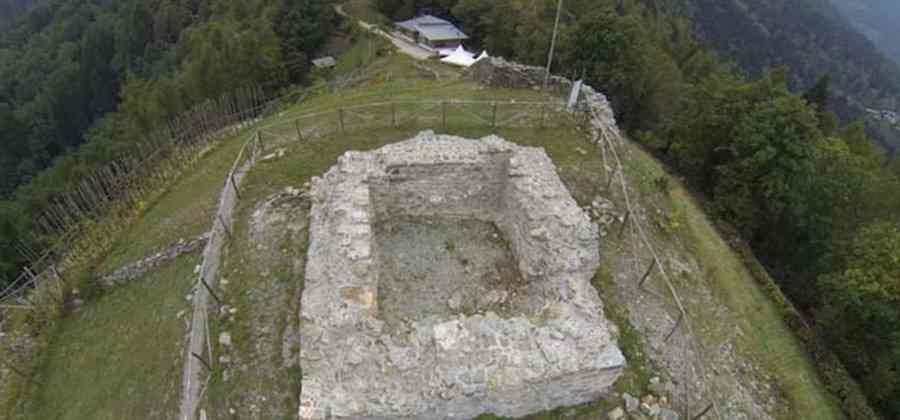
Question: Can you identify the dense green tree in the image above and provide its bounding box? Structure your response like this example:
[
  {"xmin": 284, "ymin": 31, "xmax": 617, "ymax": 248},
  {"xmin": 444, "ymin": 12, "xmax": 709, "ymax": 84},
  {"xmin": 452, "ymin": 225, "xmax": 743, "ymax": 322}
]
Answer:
[
  {"xmin": 714, "ymin": 94, "xmax": 820, "ymax": 236},
  {"xmin": 181, "ymin": 18, "xmax": 283, "ymax": 101},
  {"xmin": 568, "ymin": 5, "xmax": 681, "ymax": 131},
  {"xmin": 803, "ymin": 74, "xmax": 838, "ymax": 134},
  {"xmin": 818, "ymin": 221, "xmax": 900, "ymax": 417},
  {"xmin": 274, "ymin": 0, "xmax": 334, "ymax": 83},
  {"xmin": 0, "ymin": 0, "xmax": 335, "ymax": 288}
]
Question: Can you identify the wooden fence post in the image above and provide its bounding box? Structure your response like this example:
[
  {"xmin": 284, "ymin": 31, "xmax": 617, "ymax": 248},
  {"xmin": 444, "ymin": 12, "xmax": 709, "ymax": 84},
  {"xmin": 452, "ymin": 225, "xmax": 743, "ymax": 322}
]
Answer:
[
  {"xmin": 198, "ymin": 274, "xmax": 221, "ymax": 306},
  {"xmin": 539, "ymin": 103, "xmax": 546, "ymax": 129},
  {"xmin": 218, "ymin": 215, "xmax": 232, "ymax": 241},
  {"xmin": 664, "ymin": 312, "xmax": 684, "ymax": 342},
  {"xmin": 491, "ymin": 102, "xmax": 497, "ymax": 129},
  {"xmin": 230, "ymin": 173, "xmax": 241, "ymax": 200},
  {"xmin": 638, "ymin": 259, "xmax": 657, "ymax": 289},
  {"xmin": 618, "ymin": 210, "xmax": 631, "ymax": 238},
  {"xmin": 295, "ymin": 120, "xmax": 304, "ymax": 142},
  {"xmin": 391, "ymin": 102, "xmax": 397, "ymax": 127},
  {"xmin": 192, "ymin": 352, "xmax": 213, "ymax": 371},
  {"xmin": 692, "ymin": 403, "xmax": 713, "ymax": 420}
]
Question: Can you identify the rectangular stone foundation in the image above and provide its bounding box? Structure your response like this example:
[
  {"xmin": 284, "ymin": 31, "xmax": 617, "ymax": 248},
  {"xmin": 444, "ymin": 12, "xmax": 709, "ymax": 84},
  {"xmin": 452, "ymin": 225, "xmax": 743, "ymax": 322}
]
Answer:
[{"xmin": 299, "ymin": 131, "xmax": 624, "ymax": 419}]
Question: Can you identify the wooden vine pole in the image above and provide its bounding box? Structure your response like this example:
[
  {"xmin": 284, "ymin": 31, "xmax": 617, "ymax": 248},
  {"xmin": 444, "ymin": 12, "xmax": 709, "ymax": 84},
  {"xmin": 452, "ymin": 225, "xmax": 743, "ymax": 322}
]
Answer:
[{"xmin": 9, "ymin": 83, "xmax": 270, "ymax": 303}]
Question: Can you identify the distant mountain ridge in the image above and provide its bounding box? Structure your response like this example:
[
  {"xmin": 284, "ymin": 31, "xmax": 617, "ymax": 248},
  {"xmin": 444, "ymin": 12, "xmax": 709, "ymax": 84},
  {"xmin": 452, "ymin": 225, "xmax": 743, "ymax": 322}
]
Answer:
[
  {"xmin": 0, "ymin": 0, "xmax": 38, "ymax": 31},
  {"xmin": 830, "ymin": 0, "xmax": 900, "ymax": 64},
  {"xmin": 662, "ymin": 0, "xmax": 900, "ymax": 155}
]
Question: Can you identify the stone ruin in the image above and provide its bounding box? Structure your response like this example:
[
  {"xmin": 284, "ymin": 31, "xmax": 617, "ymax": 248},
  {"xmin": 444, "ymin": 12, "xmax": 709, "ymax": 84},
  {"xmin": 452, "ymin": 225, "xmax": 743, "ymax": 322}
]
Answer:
[
  {"xmin": 466, "ymin": 56, "xmax": 622, "ymax": 142},
  {"xmin": 298, "ymin": 131, "xmax": 624, "ymax": 419},
  {"xmin": 465, "ymin": 56, "xmax": 575, "ymax": 90}
]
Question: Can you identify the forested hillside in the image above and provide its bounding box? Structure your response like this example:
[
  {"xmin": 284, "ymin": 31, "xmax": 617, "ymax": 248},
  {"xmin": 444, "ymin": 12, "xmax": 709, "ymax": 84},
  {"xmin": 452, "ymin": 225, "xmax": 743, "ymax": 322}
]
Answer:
[
  {"xmin": 831, "ymin": 0, "xmax": 900, "ymax": 64},
  {"xmin": 663, "ymin": 0, "xmax": 900, "ymax": 154},
  {"xmin": 0, "ymin": 0, "xmax": 36, "ymax": 30},
  {"xmin": 0, "ymin": 0, "xmax": 333, "ymax": 290},
  {"xmin": 372, "ymin": 0, "xmax": 900, "ymax": 417}
]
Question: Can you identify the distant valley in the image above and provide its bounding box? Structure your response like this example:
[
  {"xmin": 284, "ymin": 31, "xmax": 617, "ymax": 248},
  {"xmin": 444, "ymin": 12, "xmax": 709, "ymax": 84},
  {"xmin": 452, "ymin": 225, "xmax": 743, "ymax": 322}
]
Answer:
[{"xmin": 831, "ymin": 0, "xmax": 900, "ymax": 64}]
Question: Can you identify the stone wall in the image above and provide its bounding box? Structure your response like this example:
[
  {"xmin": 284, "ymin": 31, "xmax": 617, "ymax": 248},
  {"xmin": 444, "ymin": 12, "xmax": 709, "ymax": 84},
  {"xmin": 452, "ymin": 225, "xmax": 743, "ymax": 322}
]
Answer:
[
  {"xmin": 299, "ymin": 131, "xmax": 624, "ymax": 420},
  {"xmin": 465, "ymin": 57, "xmax": 574, "ymax": 91},
  {"xmin": 369, "ymin": 152, "xmax": 511, "ymax": 223},
  {"xmin": 466, "ymin": 56, "xmax": 622, "ymax": 143},
  {"xmin": 98, "ymin": 233, "xmax": 209, "ymax": 289}
]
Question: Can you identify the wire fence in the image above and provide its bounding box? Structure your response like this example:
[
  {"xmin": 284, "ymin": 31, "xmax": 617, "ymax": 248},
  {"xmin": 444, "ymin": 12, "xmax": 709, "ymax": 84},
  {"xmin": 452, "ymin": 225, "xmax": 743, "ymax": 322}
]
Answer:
[
  {"xmin": 583, "ymin": 93, "xmax": 721, "ymax": 418},
  {"xmin": 179, "ymin": 89, "xmax": 733, "ymax": 419},
  {"xmin": 0, "ymin": 78, "xmax": 725, "ymax": 419},
  {"xmin": 257, "ymin": 99, "xmax": 573, "ymax": 145},
  {"xmin": 180, "ymin": 97, "xmax": 574, "ymax": 420}
]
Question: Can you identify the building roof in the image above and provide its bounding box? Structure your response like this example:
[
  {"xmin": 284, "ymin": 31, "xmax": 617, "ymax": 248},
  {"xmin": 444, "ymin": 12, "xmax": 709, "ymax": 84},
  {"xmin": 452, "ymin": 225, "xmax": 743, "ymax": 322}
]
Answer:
[
  {"xmin": 311, "ymin": 56, "xmax": 336, "ymax": 68},
  {"xmin": 395, "ymin": 14, "xmax": 469, "ymax": 42}
]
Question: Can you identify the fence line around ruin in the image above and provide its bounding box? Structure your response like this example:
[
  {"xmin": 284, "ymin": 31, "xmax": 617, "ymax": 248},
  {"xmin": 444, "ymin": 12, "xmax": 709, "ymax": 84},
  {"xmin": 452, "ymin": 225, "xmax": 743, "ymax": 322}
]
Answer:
[
  {"xmin": 582, "ymin": 93, "xmax": 722, "ymax": 419},
  {"xmin": 179, "ymin": 128, "xmax": 258, "ymax": 420},
  {"xmin": 178, "ymin": 96, "xmax": 571, "ymax": 420},
  {"xmin": 181, "ymin": 93, "xmax": 722, "ymax": 420}
]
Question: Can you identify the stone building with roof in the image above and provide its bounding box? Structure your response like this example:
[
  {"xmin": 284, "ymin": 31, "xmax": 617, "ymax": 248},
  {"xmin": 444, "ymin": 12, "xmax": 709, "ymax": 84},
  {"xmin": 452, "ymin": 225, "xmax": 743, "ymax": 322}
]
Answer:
[{"xmin": 394, "ymin": 14, "xmax": 469, "ymax": 52}]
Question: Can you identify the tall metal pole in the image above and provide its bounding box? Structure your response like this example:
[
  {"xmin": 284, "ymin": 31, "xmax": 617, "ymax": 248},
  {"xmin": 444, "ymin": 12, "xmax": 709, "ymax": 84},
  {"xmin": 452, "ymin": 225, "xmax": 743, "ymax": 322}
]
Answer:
[{"xmin": 544, "ymin": 0, "xmax": 564, "ymax": 89}]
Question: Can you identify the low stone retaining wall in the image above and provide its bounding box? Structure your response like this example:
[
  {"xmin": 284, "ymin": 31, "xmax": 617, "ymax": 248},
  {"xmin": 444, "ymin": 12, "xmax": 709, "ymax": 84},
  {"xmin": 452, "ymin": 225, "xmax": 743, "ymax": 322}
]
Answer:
[
  {"xmin": 98, "ymin": 234, "xmax": 210, "ymax": 289},
  {"xmin": 465, "ymin": 56, "xmax": 621, "ymax": 142}
]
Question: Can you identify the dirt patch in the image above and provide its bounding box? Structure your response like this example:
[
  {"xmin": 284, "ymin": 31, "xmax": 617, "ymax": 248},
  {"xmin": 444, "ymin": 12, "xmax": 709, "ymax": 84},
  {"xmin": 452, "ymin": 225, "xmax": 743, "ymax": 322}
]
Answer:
[
  {"xmin": 211, "ymin": 191, "xmax": 309, "ymax": 420},
  {"xmin": 374, "ymin": 216, "xmax": 528, "ymax": 327}
]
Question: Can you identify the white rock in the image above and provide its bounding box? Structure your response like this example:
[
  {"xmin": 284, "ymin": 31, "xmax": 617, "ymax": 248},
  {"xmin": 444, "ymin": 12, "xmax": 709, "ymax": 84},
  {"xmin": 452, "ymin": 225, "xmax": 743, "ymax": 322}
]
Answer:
[
  {"xmin": 448, "ymin": 291, "xmax": 463, "ymax": 311},
  {"xmin": 219, "ymin": 332, "xmax": 232, "ymax": 347},
  {"xmin": 623, "ymin": 393, "xmax": 639, "ymax": 412},
  {"xmin": 607, "ymin": 407, "xmax": 625, "ymax": 420}
]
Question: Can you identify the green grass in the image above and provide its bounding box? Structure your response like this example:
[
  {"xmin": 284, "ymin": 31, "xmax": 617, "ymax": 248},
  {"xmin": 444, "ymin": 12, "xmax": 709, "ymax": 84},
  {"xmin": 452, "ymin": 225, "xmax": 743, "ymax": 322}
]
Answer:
[
  {"xmin": 21, "ymin": 252, "xmax": 198, "ymax": 420},
  {"xmin": 200, "ymin": 55, "xmax": 843, "ymax": 416},
  {"xmin": 200, "ymin": 113, "xmax": 625, "ymax": 419},
  {"xmin": 618, "ymin": 143, "xmax": 845, "ymax": 419},
  {"xmin": 96, "ymin": 131, "xmax": 250, "ymax": 273},
  {"xmin": 671, "ymin": 179, "xmax": 842, "ymax": 419},
  {"xmin": 11, "ymin": 27, "xmax": 848, "ymax": 420}
]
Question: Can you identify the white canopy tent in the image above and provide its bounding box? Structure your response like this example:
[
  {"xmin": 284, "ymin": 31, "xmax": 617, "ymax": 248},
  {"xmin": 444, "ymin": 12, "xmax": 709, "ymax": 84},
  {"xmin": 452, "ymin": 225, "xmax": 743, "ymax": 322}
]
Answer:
[{"xmin": 440, "ymin": 46, "xmax": 488, "ymax": 68}]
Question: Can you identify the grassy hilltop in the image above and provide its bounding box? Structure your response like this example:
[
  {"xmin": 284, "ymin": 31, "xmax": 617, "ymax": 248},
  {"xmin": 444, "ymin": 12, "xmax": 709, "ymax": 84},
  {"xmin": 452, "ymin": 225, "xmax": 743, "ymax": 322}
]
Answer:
[{"xmin": 1, "ymin": 23, "xmax": 847, "ymax": 419}]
